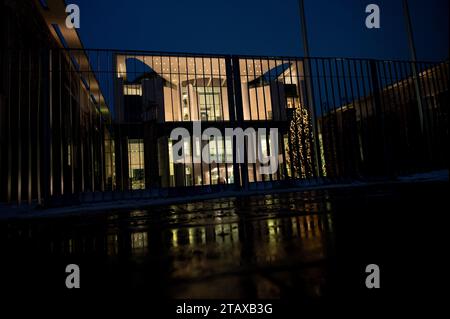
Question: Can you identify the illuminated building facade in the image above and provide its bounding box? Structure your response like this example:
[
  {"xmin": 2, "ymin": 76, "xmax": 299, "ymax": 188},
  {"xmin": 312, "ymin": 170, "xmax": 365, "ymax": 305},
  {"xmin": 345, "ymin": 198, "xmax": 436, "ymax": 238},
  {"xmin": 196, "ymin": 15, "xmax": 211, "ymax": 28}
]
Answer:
[
  {"xmin": 112, "ymin": 54, "xmax": 314, "ymax": 192},
  {"xmin": 0, "ymin": 0, "xmax": 447, "ymax": 207}
]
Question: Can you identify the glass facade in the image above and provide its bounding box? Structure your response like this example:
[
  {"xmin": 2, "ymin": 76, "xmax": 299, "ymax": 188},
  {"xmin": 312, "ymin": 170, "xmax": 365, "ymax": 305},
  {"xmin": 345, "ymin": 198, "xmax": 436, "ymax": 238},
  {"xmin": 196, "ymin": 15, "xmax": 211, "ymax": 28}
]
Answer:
[
  {"xmin": 238, "ymin": 58, "xmax": 313, "ymax": 182},
  {"xmin": 116, "ymin": 56, "xmax": 229, "ymax": 123},
  {"xmin": 165, "ymin": 136, "xmax": 235, "ymax": 188},
  {"xmin": 239, "ymin": 58, "xmax": 305, "ymax": 121},
  {"xmin": 104, "ymin": 134, "xmax": 116, "ymax": 190},
  {"xmin": 128, "ymin": 139, "xmax": 145, "ymax": 190},
  {"xmin": 115, "ymin": 54, "xmax": 319, "ymax": 190}
]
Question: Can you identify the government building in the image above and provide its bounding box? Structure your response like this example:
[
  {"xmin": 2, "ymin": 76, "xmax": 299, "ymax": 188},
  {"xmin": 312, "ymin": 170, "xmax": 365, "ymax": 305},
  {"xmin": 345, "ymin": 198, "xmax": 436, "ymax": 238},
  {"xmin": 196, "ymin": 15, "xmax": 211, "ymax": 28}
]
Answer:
[{"xmin": 1, "ymin": 0, "xmax": 448, "ymax": 207}]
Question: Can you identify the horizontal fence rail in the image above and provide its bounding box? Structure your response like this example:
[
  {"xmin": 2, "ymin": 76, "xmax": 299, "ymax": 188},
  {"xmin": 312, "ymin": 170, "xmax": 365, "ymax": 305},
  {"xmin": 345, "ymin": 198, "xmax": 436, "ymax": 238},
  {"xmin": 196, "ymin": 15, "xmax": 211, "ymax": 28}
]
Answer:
[{"xmin": 0, "ymin": 48, "xmax": 448, "ymax": 207}]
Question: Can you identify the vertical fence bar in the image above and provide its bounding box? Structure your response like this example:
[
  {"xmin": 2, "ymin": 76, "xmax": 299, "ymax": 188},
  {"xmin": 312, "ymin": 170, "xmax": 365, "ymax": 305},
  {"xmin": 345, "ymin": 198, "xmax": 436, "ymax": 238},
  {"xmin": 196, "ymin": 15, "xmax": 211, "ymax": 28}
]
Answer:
[
  {"xmin": 79, "ymin": 50, "xmax": 84, "ymax": 193},
  {"xmin": 417, "ymin": 62, "xmax": 434, "ymax": 167},
  {"xmin": 321, "ymin": 59, "xmax": 337, "ymax": 180},
  {"xmin": 304, "ymin": 57, "xmax": 320, "ymax": 181},
  {"xmin": 328, "ymin": 59, "xmax": 342, "ymax": 179},
  {"xmin": 429, "ymin": 63, "xmax": 445, "ymax": 166},
  {"xmin": 98, "ymin": 50, "xmax": 105, "ymax": 193},
  {"xmin": 341, "ymin": 58, "xmax": 357, "ymax": 177},
  {"xmin": 17, "ymin": 50, "xmax": 22, "ymax": 205},
  {"xmin": 58, "ymin": 49, "xmax": 64, "ymax": 196},
  {"xmin": 69, "ymin": 49, "xmax": 75, "ymax": 194},
  {"xmin": 36, "ymin": 49, "xmax": 42, "ymax": 205},
  {"xmin": 27, "ymin": 50, "xmax": 32, "ymax": 204},
  {"xmin": 351, "ymin": 59, "xmax": 365, "ymax": 177},
  {"xmin": 7, "ymin": 50, "xmax": 12, "ymax": 203},
  {"xmin": 186, "ymin": 55, "xmax": 196, "ymax": 187},
  {"xmin": 313, "ymin": 58, "xmax": 327, "ymax": 180},
  {"xmin": 395, "ymin": 61, "xmax": 409, "ymax": 173}
]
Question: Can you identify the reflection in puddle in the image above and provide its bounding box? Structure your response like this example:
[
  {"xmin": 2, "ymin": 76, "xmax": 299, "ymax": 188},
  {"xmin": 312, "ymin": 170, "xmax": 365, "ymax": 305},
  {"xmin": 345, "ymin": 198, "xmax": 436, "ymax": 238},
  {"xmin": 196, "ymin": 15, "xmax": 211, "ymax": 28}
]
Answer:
[{"xmin": 1, "ymin": 191, "xmax": 335, "ymax": 298}]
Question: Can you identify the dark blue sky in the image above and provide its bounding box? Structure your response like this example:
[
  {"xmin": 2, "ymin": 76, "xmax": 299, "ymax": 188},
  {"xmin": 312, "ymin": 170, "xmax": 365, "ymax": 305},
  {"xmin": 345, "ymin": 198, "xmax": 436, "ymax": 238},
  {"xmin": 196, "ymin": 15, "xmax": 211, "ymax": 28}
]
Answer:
[{"xmin": 73, "ymin": 0, "xmax": 448, "ymax": 61}]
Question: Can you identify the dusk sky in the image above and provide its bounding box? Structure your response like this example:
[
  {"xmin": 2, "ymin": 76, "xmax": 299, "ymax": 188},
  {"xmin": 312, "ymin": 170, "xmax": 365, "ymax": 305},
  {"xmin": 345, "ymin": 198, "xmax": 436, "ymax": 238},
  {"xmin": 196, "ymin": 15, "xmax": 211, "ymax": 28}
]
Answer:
[{"xmin": 73, "ymin": 0, "xmax": 448, "ymax": 61}]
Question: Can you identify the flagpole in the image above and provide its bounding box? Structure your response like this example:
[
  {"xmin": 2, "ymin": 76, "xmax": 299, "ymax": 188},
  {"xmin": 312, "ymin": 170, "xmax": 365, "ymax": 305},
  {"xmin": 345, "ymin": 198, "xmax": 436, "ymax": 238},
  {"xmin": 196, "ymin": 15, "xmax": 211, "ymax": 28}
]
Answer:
[
  {"xmin": 298, "ymin": 0, "xmax": 320, "ymax": 178},
  {"xmin": 298, "ymin": 0, "xmax": 311, "ymax": 58},
  {"xmin": 402, "ymin": 0, "xmax": 424, "ymax": 133}
]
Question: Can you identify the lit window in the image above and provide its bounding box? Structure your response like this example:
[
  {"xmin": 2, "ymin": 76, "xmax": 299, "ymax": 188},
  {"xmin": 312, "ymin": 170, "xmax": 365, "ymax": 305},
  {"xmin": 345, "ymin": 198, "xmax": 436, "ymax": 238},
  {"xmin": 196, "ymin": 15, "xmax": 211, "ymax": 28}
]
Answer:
[{"xmin": 128, "ymin": 139, "xmax": 145, "ymax": 190}]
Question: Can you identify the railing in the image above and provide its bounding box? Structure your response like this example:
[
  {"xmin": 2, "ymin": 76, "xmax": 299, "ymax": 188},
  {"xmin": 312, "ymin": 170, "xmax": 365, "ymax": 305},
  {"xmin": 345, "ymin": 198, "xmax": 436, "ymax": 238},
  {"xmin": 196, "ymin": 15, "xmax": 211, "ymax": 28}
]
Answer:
[{"xmin": 0, "ymin": 48, "xmax": 448, "ymax": 206}]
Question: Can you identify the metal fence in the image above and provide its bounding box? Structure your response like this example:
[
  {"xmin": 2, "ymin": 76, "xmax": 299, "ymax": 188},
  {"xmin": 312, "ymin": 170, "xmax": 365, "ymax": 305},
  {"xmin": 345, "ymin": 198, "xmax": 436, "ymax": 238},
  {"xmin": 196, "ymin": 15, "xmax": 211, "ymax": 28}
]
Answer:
[{"xmin": 0, "ymin": 48, "xmax": 448, "ymax": 206}]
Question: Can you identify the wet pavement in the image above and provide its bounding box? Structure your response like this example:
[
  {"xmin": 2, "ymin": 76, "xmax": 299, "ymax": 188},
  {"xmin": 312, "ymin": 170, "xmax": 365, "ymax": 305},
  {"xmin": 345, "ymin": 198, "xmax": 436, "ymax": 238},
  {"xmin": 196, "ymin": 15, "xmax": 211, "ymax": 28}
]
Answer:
[{"xmin": 0, "ymin": 181, "xmax": 447, "ymax": 301}]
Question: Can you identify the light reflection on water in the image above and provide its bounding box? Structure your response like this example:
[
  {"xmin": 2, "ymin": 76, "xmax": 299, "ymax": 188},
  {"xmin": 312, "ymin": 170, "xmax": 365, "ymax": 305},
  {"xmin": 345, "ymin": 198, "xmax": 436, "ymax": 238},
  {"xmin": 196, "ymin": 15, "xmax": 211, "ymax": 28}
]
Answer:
[{"xmin": 1, "ymin": 191, "xmax": 335, "ymax": 298}]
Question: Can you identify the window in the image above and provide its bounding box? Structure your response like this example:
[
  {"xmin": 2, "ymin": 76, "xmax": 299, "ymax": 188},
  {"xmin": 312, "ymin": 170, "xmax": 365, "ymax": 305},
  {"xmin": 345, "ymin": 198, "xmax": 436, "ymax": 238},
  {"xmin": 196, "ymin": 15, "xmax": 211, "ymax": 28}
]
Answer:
[
  {"xmin": 105, "ymin": 138, "xmax": 116, "ymax": 190},
  {"xmin": 128, "ymin": 139, "xmax": 145, "ymax": 190},
  {"xmin": 197, "ymin": 87, "xmax": 222, "ymax": 121}
]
